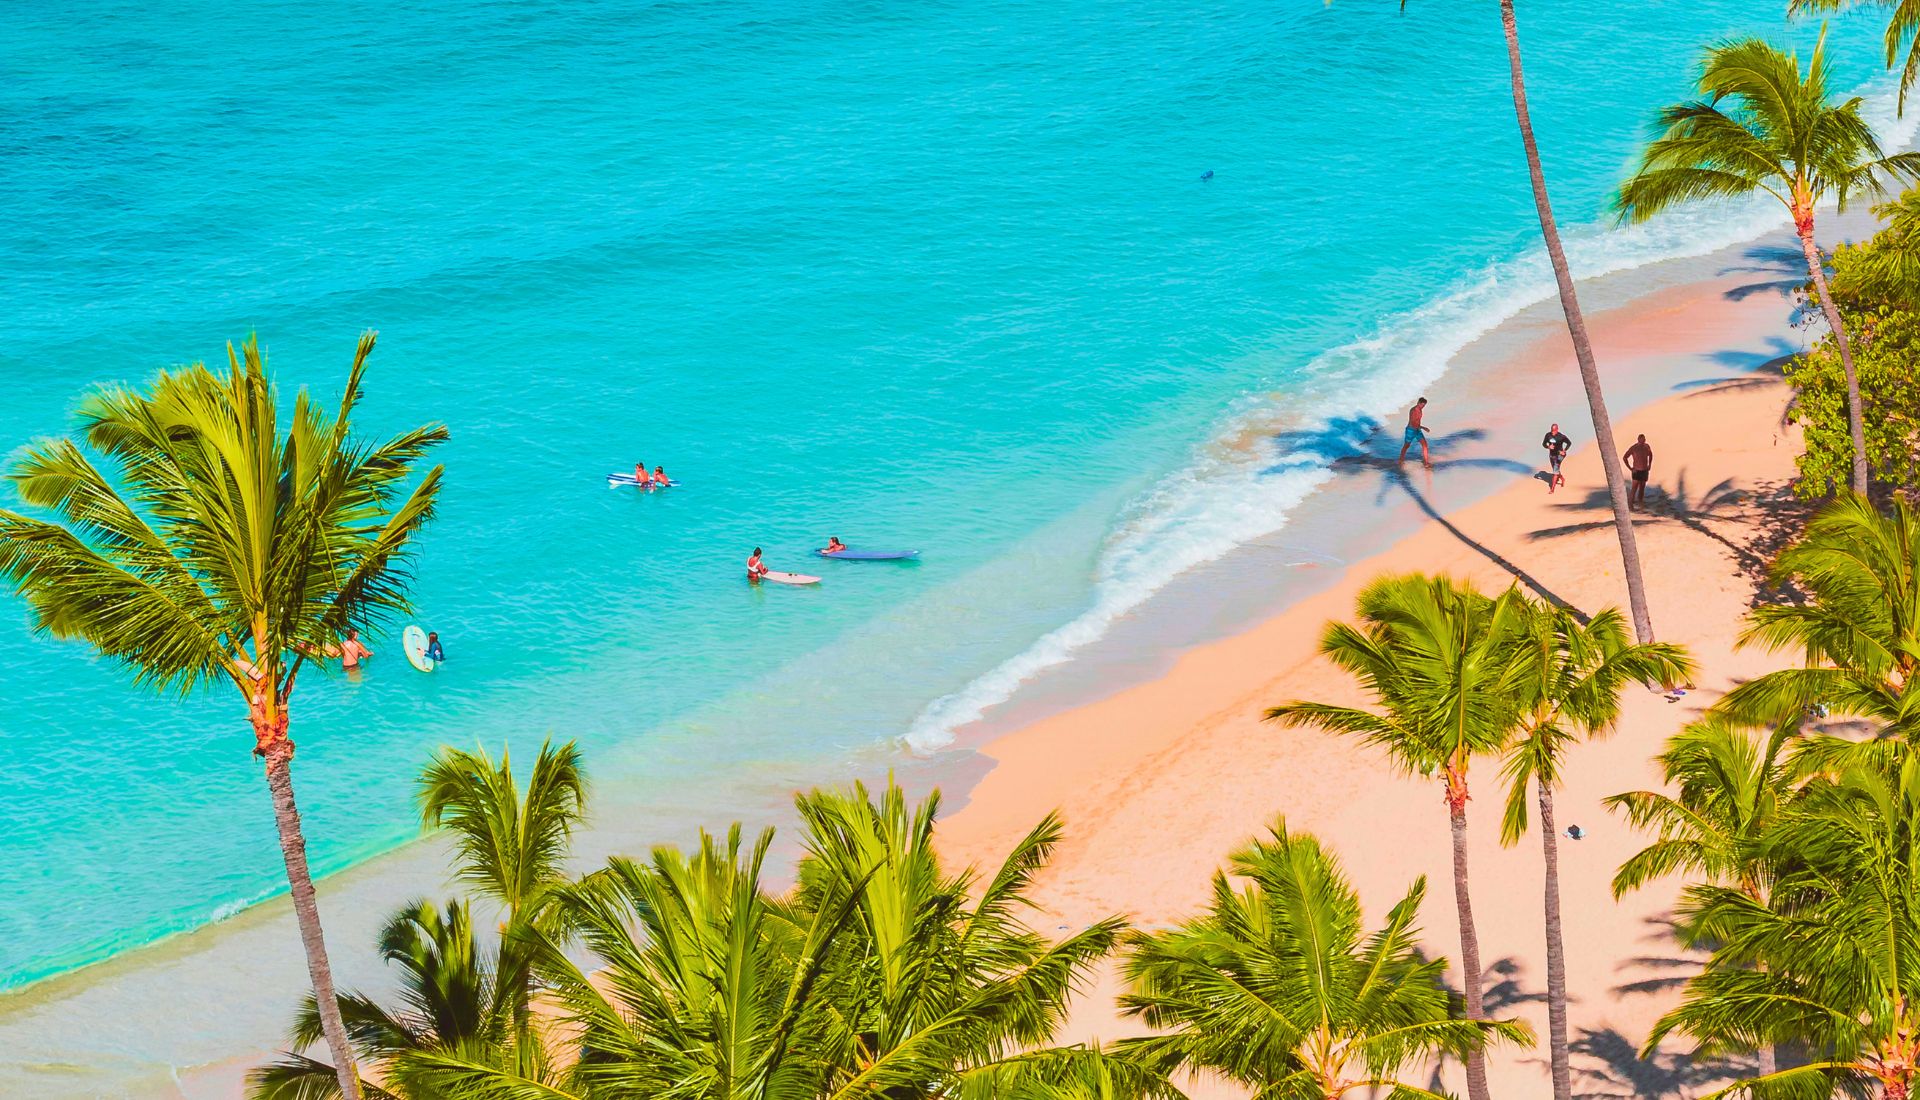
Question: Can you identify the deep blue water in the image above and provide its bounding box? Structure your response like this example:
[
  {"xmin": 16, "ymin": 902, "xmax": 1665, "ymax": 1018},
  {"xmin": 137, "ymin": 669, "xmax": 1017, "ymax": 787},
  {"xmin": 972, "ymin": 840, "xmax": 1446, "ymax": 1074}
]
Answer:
[{"xmin": 0, "ymin": 0, "xmax": 1892, "ymax": 989}]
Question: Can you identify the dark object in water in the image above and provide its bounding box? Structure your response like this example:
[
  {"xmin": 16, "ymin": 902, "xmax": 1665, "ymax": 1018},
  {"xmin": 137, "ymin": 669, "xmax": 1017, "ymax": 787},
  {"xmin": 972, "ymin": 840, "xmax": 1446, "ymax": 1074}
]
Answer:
[{"xmin": 1200, "ymin": 170, "xmax": 1215, "ymax": 181}]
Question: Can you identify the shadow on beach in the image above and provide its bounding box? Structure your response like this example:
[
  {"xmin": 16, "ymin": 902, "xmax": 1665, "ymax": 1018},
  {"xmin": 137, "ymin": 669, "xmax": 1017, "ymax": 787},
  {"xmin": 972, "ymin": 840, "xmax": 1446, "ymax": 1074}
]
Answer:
[
  {"xmin": 1265, "ymin": 416, "xmax": 1584, "ymax": 613},
  {"xmin": 1524, "ymin": 465, "xmax": 1813, "ymax": 607}
]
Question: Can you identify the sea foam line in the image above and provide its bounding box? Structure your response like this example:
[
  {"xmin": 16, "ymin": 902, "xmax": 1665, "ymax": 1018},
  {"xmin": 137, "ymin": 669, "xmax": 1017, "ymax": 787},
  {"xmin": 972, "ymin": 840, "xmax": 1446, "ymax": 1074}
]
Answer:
[{"xmin": 901, "ymin": 79, "xmax": 1916, "ymax": 754}]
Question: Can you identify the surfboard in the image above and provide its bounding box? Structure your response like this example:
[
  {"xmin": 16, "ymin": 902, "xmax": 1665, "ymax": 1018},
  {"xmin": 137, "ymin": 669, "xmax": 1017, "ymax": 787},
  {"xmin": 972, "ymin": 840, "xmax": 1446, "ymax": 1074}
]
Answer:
[
  {"xmin": 816, "ymin": 548, "xmax": 919, "ymax": 560},
  {"xmin": 607, "ymin": 473, "xmax": 680, "ymax": 488},
  {"xmin": 759, "ymin": 571, "xmax": 821, "ymax": 586},
  {"xmin": 402, "ymin": 625, "xmax": 436, "ymax": 672}
]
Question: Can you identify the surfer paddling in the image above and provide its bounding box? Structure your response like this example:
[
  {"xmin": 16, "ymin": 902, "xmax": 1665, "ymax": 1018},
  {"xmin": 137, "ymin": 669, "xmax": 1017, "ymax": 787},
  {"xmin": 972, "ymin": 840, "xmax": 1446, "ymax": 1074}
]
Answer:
[
  {"xmin": 823, "ymin": 536, "xmax": 847, "ymax": 554},
  {"xmin": 1396, "ymin": 397, "xmax": 1432, "ymax": 469}
]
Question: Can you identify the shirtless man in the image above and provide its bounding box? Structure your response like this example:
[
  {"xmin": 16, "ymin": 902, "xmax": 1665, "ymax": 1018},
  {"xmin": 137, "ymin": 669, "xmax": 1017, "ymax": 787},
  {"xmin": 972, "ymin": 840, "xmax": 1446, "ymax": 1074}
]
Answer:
[
  {"xmin": 633, "ymin": 462, "xmax": 651, "ymax": 488},
  {"xmin": 339, "ymin": 628, "xmax": 373, "ymax": 671},
  {"xmin": 1623, "ymin": 434, "xmax": 1654, "ymax": 507},
  {"xmin": 1396, "ymin": 397, "xmax": 1432, "ymax": 468}
]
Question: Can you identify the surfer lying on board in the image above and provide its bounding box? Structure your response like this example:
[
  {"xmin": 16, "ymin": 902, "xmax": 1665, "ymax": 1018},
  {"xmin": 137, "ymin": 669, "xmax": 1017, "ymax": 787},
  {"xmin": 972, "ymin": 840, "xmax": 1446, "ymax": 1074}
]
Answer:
[
  {"xmin": 823, "ymin": 536, "xmax": 847, "ymax": 554},
  {"xmin": 747, "ymin": 548, "xmax": 770, "ymax": 581},
  {"xmin": 653, "ymin": 465, "xmax": 668, "ymax": 486}
]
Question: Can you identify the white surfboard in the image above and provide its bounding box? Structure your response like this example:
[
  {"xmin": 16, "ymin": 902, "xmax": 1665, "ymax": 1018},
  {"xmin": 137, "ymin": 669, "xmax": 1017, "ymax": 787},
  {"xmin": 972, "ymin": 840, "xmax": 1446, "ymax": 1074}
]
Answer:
[
  {"xmin": 402, "ymin": 625, "xmax": 436, "ymax": 672},
  {"xmin": 760, "ymin": 571, "xmax": 821, "ymax": 586}
]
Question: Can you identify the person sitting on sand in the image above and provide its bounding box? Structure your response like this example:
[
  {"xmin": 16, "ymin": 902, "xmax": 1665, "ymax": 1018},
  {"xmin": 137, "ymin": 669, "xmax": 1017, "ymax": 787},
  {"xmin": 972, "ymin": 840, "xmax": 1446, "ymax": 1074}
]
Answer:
[
  {"xmin": 1396, "ymin": 397, "xmax": 1432, "ymax": 469},
  {"xmin": 652, "ymin": 465, "xmax": 668, "ymax": 486},
  {"xmin": 747, "ymin": 547, "xmax": 770, "ymax": 581},
  {"xmin": 1541, "ymin": 423, "xmax": 1572, "ymax": 493},
  {"xmin": 1623, "ymin": 434, "xmax": 1654, "ymax": 508},
  {"xmin": 425, "ymin": 632, "xmax": 445, "ymax": 663},
  {"xmin": 824, "ymin": 537, "xmax": 847, "ymax": 554},
  {"xmin": 339, "ymin": 628, "xmax": 372, "ymax": 671}
]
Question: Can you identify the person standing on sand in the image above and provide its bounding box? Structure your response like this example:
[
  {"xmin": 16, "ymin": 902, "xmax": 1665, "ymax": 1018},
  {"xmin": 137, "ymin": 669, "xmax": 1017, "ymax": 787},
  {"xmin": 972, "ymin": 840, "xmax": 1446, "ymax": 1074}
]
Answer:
[
  {"xmin": 1623, "ymin": 434, "xmax": 1654, "ymax": 508},
  {"xmin": 1396, "ymin": 397, "xmax": 1432, "ymax": 468},
  {"xmin": 1541, "ymin": 423, "xmax": 1572, "ymax": 493}
]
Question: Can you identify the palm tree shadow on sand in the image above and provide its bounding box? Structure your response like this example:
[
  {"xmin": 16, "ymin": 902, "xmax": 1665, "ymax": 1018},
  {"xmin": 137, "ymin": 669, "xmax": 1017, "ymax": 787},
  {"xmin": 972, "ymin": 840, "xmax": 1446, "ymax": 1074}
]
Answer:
[
  {"xmin": 1524, "ymin": 468, "xmax": 1813, "ymax": 608},
  {"xmin": 1265, "ymin": 417, "xmax": 1583, "ymax": 614}
]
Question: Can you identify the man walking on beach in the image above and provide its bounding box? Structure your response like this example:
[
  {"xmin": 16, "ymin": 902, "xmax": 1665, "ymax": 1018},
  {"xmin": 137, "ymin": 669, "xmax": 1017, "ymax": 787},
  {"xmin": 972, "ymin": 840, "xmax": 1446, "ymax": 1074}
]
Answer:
[
  {"xmin": 1624, "ymin": 433, "xmax": 1654, "ymax": 508},
  {"xmin": 1541, "ymin": 423, "xmax": 1572, "ymax": 493},
  {"xmin": 1396, "ymin": 397, "xmax": 1432, "ymax": 469}
]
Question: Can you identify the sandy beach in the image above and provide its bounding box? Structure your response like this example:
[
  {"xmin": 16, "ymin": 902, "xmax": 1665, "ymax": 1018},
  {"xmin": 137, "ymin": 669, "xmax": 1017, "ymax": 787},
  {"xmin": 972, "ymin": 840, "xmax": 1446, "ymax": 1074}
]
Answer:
[
  {"xmin": 940, "ymin": 285, "xmax": 1808, "ymax": 1097},
  {"xmin": 0, "ymin": 228, "xmax": 1817, "ymax": 1098}
]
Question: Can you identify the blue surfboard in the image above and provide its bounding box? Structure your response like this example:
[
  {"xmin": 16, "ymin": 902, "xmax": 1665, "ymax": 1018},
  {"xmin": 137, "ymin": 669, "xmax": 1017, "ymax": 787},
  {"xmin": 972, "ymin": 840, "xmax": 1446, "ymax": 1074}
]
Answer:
[{"xmin": 816, "ymin": 548, "xmax": 919, "ymax": 561}]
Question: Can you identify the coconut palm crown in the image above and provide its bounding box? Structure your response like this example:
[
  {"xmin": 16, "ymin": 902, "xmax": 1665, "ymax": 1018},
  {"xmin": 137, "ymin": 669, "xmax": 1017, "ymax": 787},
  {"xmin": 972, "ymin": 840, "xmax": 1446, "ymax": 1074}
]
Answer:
[
  {"xmin": 0, "ymin": 333, "xmax": 445, "ymax": 1100},
  {"xmin": 1616, "ymin": 34, "xmax": 1920, "ymax": 494}
]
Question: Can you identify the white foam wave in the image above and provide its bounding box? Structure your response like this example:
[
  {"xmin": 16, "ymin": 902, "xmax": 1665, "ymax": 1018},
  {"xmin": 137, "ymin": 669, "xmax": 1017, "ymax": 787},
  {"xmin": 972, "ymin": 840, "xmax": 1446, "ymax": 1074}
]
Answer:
[{"xmin": 903, "ymin": 78, "xmax": 1916, "ymax": 753}]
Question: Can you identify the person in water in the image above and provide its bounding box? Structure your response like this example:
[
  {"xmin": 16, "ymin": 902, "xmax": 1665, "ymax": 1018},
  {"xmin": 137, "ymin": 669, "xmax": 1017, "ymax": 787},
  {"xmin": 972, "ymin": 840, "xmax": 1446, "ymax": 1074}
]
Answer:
[
  {"xmin": 1541, "ymin": 423, "xmax": 1572, "ymax": 493},
  {"xmin": 747, "ymin": 547, "xmax": 770, "ymax": 581},
  {"xmin": 339, "ymin": 628, "xmax": 373, "ymax": 671},
  {"xmin": 824, "ymin": 536, "xmax": 847, "ymax": 554},
  {"xmin": 652, "ymin": 465, "xmax": 668, "ymax": 486},
  {"xmin": 425, "ymin": 632, "xmax": 445, "ymax": 663},
  {"xmin": 633, "ymin": 462, "xmax": 651, "ymax": 487},
  {"xmin": 1623, "ymin": 433, "xmax": 1654, "ymax": 508},
  {"xmin": 1396, "ymin": 397, "xmax": 1432, "ymax": 468}
]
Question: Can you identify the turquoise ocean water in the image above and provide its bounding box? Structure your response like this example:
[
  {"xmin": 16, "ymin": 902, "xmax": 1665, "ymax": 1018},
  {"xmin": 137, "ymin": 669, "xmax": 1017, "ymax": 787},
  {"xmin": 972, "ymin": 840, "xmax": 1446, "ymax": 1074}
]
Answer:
[{"xmin": 0, "ymin": 0, "xmax": 1896, "ymax": 991}]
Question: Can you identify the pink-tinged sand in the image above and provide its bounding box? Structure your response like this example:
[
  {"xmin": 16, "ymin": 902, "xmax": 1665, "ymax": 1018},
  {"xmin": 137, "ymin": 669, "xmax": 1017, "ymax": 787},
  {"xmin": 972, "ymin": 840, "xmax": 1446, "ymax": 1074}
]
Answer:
[{"xmin": 939, "ymin": 285, "xmax": 1806, "ymax": 1098}]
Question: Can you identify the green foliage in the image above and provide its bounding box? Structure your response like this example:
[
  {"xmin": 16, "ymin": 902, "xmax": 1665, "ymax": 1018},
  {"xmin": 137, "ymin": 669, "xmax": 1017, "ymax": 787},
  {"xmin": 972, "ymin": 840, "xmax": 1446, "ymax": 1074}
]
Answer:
[
  {"xmin": 1717, "ymin": 495, "xmax": 1920, "ymax": 741},
  {"xmin": 1265, "ymin": 573, "xmax": 1531, "ymax": 796},
  {"xmin": 1616, "ymin": 35, "xmax": 1920, "ymax": 228},
  {"xmin": 1648, "ymin": 746, "xmax": 1920, "ymax": 1099},
  {"xmin": 1606, "ymin": 718, "xmax": 1798, "ymax": 902},
  {"xmin": 1500, "ymin": 604, "xmax": 1694, "ymax": 846},
  {"xmin": 1786, "ymin": 219, "xmax": 1920, "ymax": 499},
  {"xmin": 791, "ymin": 780, "xmax": 1124, "ymax": 1100},
  {"xmin": 418, "ymin": 739, "xmax": 587, "ymax": 921},
  {"xmin": 0, "ymin": 333, "xmax": 445, "ymax": 703},
  {"xmin": 1117, "ymin": 820, "xmax": 1528, "ymax": 1099},
  {"xmin": 248, "ymin": 899, "xmax": 551, "ymax": 1100}
]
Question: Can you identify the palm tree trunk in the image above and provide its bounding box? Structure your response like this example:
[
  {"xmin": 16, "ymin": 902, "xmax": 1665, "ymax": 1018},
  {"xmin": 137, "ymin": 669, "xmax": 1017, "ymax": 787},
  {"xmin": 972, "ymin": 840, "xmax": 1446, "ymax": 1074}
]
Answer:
[
  {"xmin": 1497, "ymin": 0, "xmax": 1655, "ymax": 643},
  {"xmin": 261, "ymin": 731, "xmax": 365, "ymax": 1100},
  {"xmin": 1796, "ymin": 220, "xmax": 1871, "ymax": 495},
  {"xmin": 1449, "ymin": 798, "xmax": 1493, "ymax": 1100},
  {"xmin": 1537, "ymin": 781, "xmax": 1572, "ymax": 1100}
]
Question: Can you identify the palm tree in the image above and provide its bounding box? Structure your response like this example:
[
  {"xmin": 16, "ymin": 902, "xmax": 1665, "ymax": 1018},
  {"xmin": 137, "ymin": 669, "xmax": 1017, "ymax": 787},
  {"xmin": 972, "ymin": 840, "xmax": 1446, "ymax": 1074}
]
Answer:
[
  {"xmin": 1492, "ymin": 0, "xmax": 1658, "ymax": 643},
  {"xmin": 248, "ymin": 898, "xmax": 552, "ymax": 1100},
  {"xmin": 1499, "ymin": 603, "xmax": 1694, "ymax": 1100},
  {"xmin": 1617, "ymin": 34, "xmax": 1920, "ymax": 495},
  {"xmin": 522, "ymin": 825, "xmax": 852, "ymax": 1100},
  {"xmin": 1715, "ymin": 494, "xmax": 1920, "ymax": 739},
  {"xmin": 1117, "ymin": 820, "xmax": 1530, "ymax": 1099},
  {"xmin": 418, "ymin": 737, "xmax": 585, "ymax": 1037},
  {"xmin": 1789, "ymin": 0, "xmax": 1920, "ymax": 114},
  {"xmin": 1605, "ymin": 717, "xmax": 1800, "ymax": 1078},
  {"xmin": 0, "ymin": 334, "xmax": 445, "ymax": 1100},
  {"xmin": 1647, "ymin": 745, "xmax": 1920, "ymax": 1099},
  {"xmin": 1266, "ymin": 574, "xmax": 1529, "ymax": 1100},
  {"xmin": 791, "ymin": 779, "xmax": 1124, "ymax": 1099}
]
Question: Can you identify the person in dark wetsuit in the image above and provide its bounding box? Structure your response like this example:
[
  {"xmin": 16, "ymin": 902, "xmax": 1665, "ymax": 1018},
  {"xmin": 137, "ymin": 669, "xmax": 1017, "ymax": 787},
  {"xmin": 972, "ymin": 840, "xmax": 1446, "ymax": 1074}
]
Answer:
[{"xmin": 1542, "ymin": 423, "xmax": 1572, "ymax": 493}]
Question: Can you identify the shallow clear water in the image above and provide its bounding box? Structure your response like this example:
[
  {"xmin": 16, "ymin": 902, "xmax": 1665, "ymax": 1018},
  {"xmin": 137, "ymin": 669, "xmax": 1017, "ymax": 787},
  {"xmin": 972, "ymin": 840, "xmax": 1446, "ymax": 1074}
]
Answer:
[{"xmin": 0, "ymin": 0, "xmax": 1893, "ymax": 989}]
